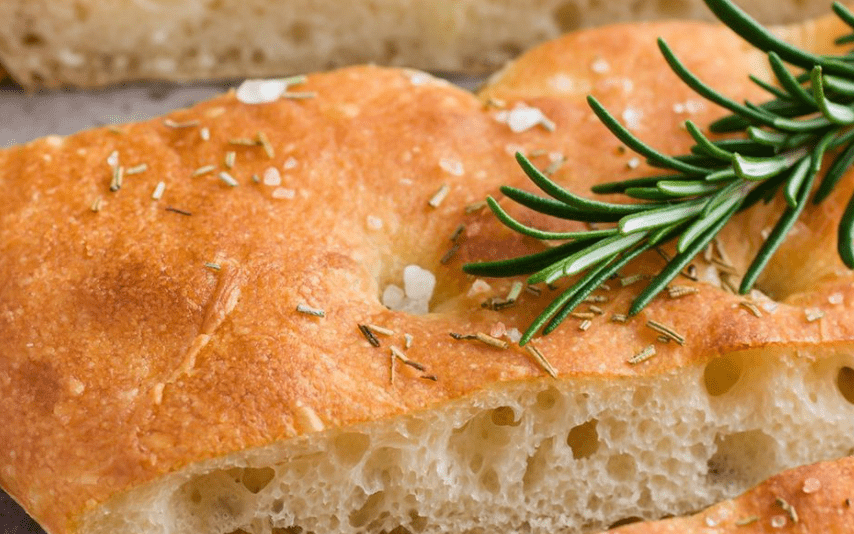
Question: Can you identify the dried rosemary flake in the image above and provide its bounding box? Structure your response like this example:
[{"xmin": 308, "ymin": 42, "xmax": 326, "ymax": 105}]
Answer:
[
  {"xmin": 228, "ymin": 138, "xmax": 258, "ymax": 146},
  {"xmin": 525, "ymin": 285, "xmax": 543, "ymax": 296},
  {"xmin": 192, "ymin": 164, "xmax": 217, "ymax": 177},
  {"xmin": 587, "ymin": 305, "xmax": 604, "ymax": 315},
  {"xmin": 464, "ymin": 200, "xmax": 487, "ymax": 213},
  {"xmin": 126, "ymin": 163, "xmax": 148, "ymax": 175},
  {"xmin": 739, "ymin": 300, "xmax": 763, "ymax": 318},
  {"xmin": 90, "ymin": 197, "xmax": 103, "ymax": 213},
  {"xmin": 578, "ymin": 319, "xmax": 592, "ymax": 331},
  {"xmin": 628, "ymin": 345, "xmax": 656, "ymax": 365},
  {"xmin": 711, "ymin": 257, "xmax": 739, "ymax": 275},
  {"xmin": 481, "ymin": 297, "xmax": 514, "ymax": 311},
  {"xmin": 776, "ymin": 497, "xmax": 799, "ymax": 524},
  {"xmin": 450, "ymin": 224, "xmax": 466, "ymax": 242},
  {"xmin": 204, "ymin": 262, "xmax": 221, "ymax": 271},
  {"xmin": 599, "ymin": 283, "xmax": 612, "ymax": 291},
  {"xmin": 151, "ymin": 181, "xmax": 166, "ymax": 200},
  {"xmin": 734, "ymin": 515, "xmax": 759, "ymax": 526},
  {"xmin": 805, "ymin": 308, "xmax": 825, "ymax": 322},
  {"xmin": 404, "ymin": 333, "xmax": 414, "ymax": 349},
  {"xmin": 485, "ymin": 97, "xmax": 507, "ymax": 109},
  {"xmin": 449, "ymin": 332, "xmax": 476, "ymax": 340},
  {"xmin": 218, "ymin": 171, "xmax": 239, "ymax": 187},
  {"xmin": 390, "ymin": 345, "xmax": 426, "ymax": 371},
  {"xmin": 428, "ymin": 184, "xmax": 450, "ymax": 208},
  {"xmin": 720, "ymin": 273, "xmax": 740, "ymax": 295},
  {"xmin": 440, "ymin": 243, "xmax": 461, "ymax": 265},
  {"xmin": 506, "ymin": 281, "xmax": 524, "ymax": 303},
  {"xmin": 257, "ymin": 131, "xmax": 275, "ymax": 159},
  {"xmin": 224, "ymin": 151, "xmax": 236, "ymax": 169},
  {"xmin": 251, "ymin": 174, "xmax": 261, "ymax": 184},
  {"xmin": 668, "ymin": 285, "xmax": 699, "ymax": 299},
  {"xmin": 358, "ymin": 324, "xmax": 381, "ymax": 347},
  {"xmin": 296, "ymin": 304, "xmax": 325, "ymax": 317},
  {"xmin": 366, "ymin": 324, "xmax": 395, "ymax": 336},
  {"xmin": 657, "ymin": 335, "xmax": 671, "ymax": 343},
  {"xmin": 200, "ymin": 127, "xmax": 211, "ymax": 141},
  {"xmin": 389, "ymin": 352, "xmax": 396, "ymax": 385},
  {"xmin": 165, "ymin": 206, "xmax": 192, "ymax": 216},
  {"xmin": 163, "ymin": 118, "xmax": 200, "ymax": 128},
  {"xmin": 525, "ymin": 345, "xmax": 557, "ymax": 378},
  {"xmin": 109, "ymin": 165, "xmax": 124, "ymax": 192},
  {"xmin": 571, "ymin": 312, "xmax": 596, "ymax": 320},
  {"xmin": 281, "ymin": 91, "xmax": 317, "ymax": 99},
  {"xmin": 611, "ymin": 313, "xmax": 628, "ymax": 323},
  {"xmin": 584, "ymin": 295, "xmax": 609, "ymax": 303},
  {"xmin": 475, "ymin": 332, "xmax": 509, "ymax": 349},
  {"xmin": 421, "ymin": 374, "xmax": 439, "ymax": 381},
  {"xmin": 646, "ymin": 320, "xmax": 685, "ymax": 345},
  {"xmin": 620, "ymin": 274, "xmax": 645, "ymax": 287}
]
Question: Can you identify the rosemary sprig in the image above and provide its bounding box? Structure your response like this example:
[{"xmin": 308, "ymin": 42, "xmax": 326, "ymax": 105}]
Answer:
[{"xmin": 465, "ymin": 0, "xmax": 854, "ymax": 345}]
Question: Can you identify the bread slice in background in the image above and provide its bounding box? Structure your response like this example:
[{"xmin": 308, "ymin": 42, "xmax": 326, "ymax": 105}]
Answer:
[
  {"xmin": 0, "ymin": 0, "xmax": 839, "ymax": 88},
  {"xmin": 1, "ymin": 7, "xmax": 854, "ymax": 534}
]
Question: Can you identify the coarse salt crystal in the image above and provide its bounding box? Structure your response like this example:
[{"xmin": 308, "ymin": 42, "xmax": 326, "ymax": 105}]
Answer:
[
  {"xmin": 771, "ymin": 515, "xmax": 787, "ymax": 528},
  {"xmin": 622, "ymin": 107, "xmax": 643, "ymax": 130},
  {"xmin": 468, "ymin": 279, "xmax": 492, "ymax": 297},
  {"xmin": 591, "ymin": 58, "xmax": 610, "ymax": 73},
  {"xmin": 829, "ymin": 293, "xmax": 844, "ymax": 305},
  {"xmin": 236, "ymin": 79, "xmax": 289, "ymax": 104},
  {"xmin": 490, "ymin": 322, "xmax": 507, "ymax": 338},
  {"xmin": 505, "ymin": 328, "xmax": 522, "ymax": 343},
  {"xmin": 627, "ymin": 157, "xmax": 640, "ymax": 169},
  {"xmin": 283, "ymin": 156, "xmax": 298, "ymax": 170},
  {"xmin": 408, "ymin": 71, "xmax": 433, "ymax": 86},
  {"xmin": 382, "ymin": 285, "xmax": 406, "ymax": 309},
  {"xmin": 506, "ymin": 105, "xmax": 555, "ymax": 133},
  {"xmin": 272, "ymin": 187, "xmax": 295, "ymax": 199},
  {"xmin": 107, "ymin": 150, "xmax": 119, "ymax": 168},
  {"xmin": 439, "ymin": 157, "xmax": 465, "ymax": 176},
  {"xmin": 803, "ymin": 477, "xmax": 822, "ymax": 493},
  {"xmin": 263, "ymin": 167, "xmax": 282, "ymax": 186},
  {"xmin": 403, "ymin": 265, "xmax": 436, "ymax": 301}
]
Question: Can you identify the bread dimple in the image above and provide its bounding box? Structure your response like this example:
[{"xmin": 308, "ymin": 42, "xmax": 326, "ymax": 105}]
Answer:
[{"xmin": 1, "ymin": 14, "xmax": 854, "ymax": 534}]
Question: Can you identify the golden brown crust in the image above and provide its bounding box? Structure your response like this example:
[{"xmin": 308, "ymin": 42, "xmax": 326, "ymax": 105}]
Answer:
[
  {"xmin": 1, "ymin": 13, "xmax": 853, "ymax": 534},
  {"xmin": 608, "ymin": 456, "xmax": 854, "ymax": 533}
]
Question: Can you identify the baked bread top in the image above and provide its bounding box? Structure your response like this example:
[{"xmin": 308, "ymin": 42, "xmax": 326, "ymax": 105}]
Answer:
[{"xmin": 1, "ymin": 9, "xmax": 853, "ymax": 534}]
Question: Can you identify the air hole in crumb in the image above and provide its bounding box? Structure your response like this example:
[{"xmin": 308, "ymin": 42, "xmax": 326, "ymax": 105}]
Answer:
[
  {"xmin": 289, "ymin": 22, "xmax": 311, "ymax": 45},
  {"xmin": 535, "ymin": 387, "xmax": 559, "ymax": 411},
  {"xmin": 567, "ymin": 419, "xmax": 599, "ymax": 459},
  {"xmin": 349, "ymin": 491, "xmax": 385, "ymax": 528},
  {"xmin": 490, "ymin": 406, "xmax": 520, "ymax": 426},
  {"xmin": 271, "ymin": 498, "xmax": 284, "ymax": 513},
  {"xmin": 271, "ymin": 527, "xmax": 303, "ymax": 534},
  {"xmin": 251, "ymin": 49, "xmax": 266, "ymax": 64},
  {"xmin": 553, "ymin": 2, "xmax": 582, "ymax": 32},
  {"xmin": 241, "ymin": 467, "xmax": 275, "ymax": 493},
  {"xmin": 479, "ymin": 467, "xmax": 501, "ymax": 494},
  {"xmin": 332, "ymin": 432, "xmax": 371, "ymax": 466},
  {"xmin": 469, "ymin": 452, "xmax": 484, "ymax": 473},
  {"xmin": 606, "ymin": 453, "xmax": 637, "ymax": 481},
  {"xmin": 22, "ymin": 33, "xmax": 44, "ymax": 46},
  {"xmin": 523, "ymin": 437, "xmax": 554, "ymax": 491},
  {"xmin": 609, "ymin": 517, "xmax": 644, "ymax": 529},
  {"xmin": 838, "ymin": 366, "xmax": 854, "ymax": 404},
  {"xmin": 703, "ymin": 354, "xmax": 743, "ymax": 396},
  {"xmin": 707, "ymin": 430, "xmax": 778, "ymax": 488},
  {"xmin": 190, "ymin": 488, "xmax": 202, "ymax": 504}
]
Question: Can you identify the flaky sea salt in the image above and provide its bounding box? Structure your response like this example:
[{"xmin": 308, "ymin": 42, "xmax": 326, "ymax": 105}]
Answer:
[
  {"xmin": 439, "ymin": 157, "xmax": 465, "ymax": 176},
  {"xmin": 272, "ymin": 187, "xmax": 295, "ymax": 199},
  {"xmin": 622, "ymin": 107, "xmax": 643, "ymax": 130},
  {"xmin": 382, "ymin": 266, "xmax": 436, "ymax": 315},
  {"xmin": 263, "ymin": 167, "xmax": 282, "ymax": 186}
]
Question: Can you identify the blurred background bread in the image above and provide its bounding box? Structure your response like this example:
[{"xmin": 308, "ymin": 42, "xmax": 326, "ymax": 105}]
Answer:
[{"xmin": 0, "ymin": 0, "xmax": 838, "ymax": 88}]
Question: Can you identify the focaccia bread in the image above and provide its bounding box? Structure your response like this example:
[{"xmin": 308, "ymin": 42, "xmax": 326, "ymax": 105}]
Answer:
[
  {"xmin": 0, "ymin": 0, "xmax": 838, "ymax": 88},
  {"xmin": 1, "ymin": 8, "xmax": 854, "ymax": 534}
]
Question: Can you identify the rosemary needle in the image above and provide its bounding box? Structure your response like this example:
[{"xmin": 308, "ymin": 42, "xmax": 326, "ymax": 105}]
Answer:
[{"xmin": 465, "ymin": 0, "xmax": 854, "ymax": 343}]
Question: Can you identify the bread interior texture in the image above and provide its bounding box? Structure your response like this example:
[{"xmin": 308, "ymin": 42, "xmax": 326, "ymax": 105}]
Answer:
[{"xmin": 82, "ymin": 348, "xmax": 854, "ymax": 534}]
